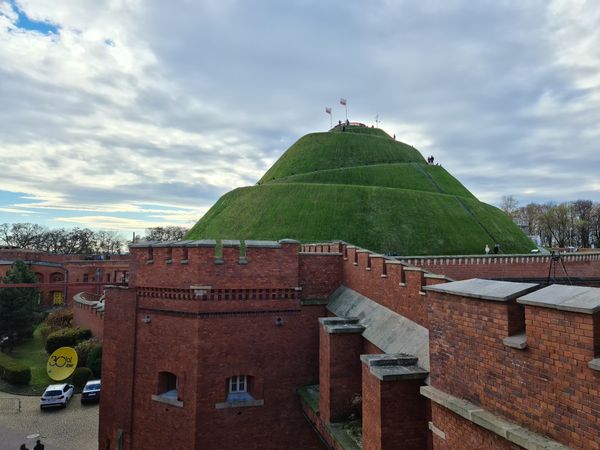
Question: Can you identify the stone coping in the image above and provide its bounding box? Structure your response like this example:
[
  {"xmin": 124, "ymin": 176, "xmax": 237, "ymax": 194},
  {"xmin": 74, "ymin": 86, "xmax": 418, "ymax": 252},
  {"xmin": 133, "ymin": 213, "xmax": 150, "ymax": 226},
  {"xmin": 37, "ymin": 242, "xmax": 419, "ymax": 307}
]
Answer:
[
  {"xmin": 131, "ymin": 238, "xmax": 300, "ymax": 249},
  {"xmin": 421, "ymin": 385, "xmax": 572, "ymax": 450},
  {"xmin": 503, "ymin": 332, "xmax": 528, "ymax": 350},
  {"xmin": 517, "ymin": 284, "xmax": 600, "ymax": 314},
  {"xmin": 0, "ymin": 259, "xmax": 64, "ymax": 268},
  {"xmin": 361, "ymin": 354, "xmax": 427, "ymax": 381},
  {"xmin": 215, "ymin": 399, "xmax": 264, "ymax": 409},
  {"xmin": 424, "ymin": 278, "xmax": 539, "ymax": 302},
  {"xmin": 299, "ymin": 252, "xmax": 343, "ymax": 256}
]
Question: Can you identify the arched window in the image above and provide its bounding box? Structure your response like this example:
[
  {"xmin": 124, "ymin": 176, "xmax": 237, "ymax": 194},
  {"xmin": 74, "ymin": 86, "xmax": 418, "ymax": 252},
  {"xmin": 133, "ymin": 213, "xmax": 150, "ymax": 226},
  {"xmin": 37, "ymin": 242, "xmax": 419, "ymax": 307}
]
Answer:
[
  {"xmin": 157, "ymin": 371, "xmax": 179, "ymax": 399},
  {"xmin": 151, "ymin": 371, "xmax": 183, "ymax": 407}
]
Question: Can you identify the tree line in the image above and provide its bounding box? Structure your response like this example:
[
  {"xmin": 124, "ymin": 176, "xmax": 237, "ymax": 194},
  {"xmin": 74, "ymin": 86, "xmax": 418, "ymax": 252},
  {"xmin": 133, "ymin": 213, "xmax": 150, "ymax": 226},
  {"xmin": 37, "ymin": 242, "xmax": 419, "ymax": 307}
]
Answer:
[
  {"xmin": 500, "ymin": 197, "xmax": 600, "ymax": 248},
  {"xmin": 0, "ymin": 223, "xmax": 190, "ymax": 254}
]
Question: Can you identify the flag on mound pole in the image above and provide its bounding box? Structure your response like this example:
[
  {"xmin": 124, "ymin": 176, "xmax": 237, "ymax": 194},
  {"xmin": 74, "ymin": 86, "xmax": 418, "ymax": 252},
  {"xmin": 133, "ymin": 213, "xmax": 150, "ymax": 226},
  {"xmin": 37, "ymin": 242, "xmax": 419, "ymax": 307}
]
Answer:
[
  {"xmin": 340, "ymin": 98, "xmax": 348, "ymax": 122},
  {"xmin": 325, "ymin": 107, "xmax": 332, "ymax": 129}
]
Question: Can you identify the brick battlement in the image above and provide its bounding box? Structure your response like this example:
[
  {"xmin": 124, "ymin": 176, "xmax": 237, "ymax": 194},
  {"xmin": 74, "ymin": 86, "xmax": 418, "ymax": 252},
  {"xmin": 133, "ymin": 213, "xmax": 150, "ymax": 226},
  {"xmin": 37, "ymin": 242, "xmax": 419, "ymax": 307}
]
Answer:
[
  {"xmin": 129, "ymin": 239, "xmax": 301, "ymax": 289},
  {"xmin": 426, "ymin": 279, "xmax": 600, "ymax": 448}
]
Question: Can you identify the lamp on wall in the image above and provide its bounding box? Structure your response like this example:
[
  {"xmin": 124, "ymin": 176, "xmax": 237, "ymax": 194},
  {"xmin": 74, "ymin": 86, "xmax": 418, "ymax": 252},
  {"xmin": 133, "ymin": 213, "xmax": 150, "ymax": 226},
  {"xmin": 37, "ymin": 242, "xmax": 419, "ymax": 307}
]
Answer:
[
  {"xmin": 275, "ymin": 317, "xmax": 284, "ymax": 327},
  {"xmin": 142, "ymin": 315, "xmax": 152, "ymax": 324}
]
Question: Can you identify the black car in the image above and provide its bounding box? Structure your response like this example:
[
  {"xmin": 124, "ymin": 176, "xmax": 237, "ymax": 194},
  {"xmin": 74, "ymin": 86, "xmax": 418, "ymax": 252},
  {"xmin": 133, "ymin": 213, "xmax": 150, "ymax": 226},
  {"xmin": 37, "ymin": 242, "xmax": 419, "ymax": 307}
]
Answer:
[{"xmin": 81, "ymin": 379, "xmax": 101, "ymax": 404}]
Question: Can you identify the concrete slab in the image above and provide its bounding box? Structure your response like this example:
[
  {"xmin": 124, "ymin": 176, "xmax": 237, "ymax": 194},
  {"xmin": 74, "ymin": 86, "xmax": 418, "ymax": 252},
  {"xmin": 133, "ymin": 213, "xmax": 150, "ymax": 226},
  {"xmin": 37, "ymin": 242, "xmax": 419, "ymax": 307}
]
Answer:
[
  {"xmin": 517, "ymin": 284, "xmax": 600, "ymax": 314},
  {"xmin": 327, "ymin": 287, "xmax": 429, "ymax": 370},
  {"xmin": 424, "ymin": 278, "xmax": 539, "ymax": 302},
  {"xmin": 245, "ymin": 240, "xmax": 281, "ymax": 248}
]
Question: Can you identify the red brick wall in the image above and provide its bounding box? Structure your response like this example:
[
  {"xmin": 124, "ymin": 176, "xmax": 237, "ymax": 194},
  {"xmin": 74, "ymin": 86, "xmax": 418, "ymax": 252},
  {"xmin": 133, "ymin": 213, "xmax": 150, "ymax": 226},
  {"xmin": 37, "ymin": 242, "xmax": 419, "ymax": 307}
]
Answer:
[
  {"xmin": 401, "ymin": 253, "xmax": 600, "ymax": 283},
  {"xmin": 72, "ymin": 303, "xmax": 104, "ymax": 339},
  {"xmin": 429, "ymin": 291, "xmax": 600, "ymax": 449},
  {"xmin": 130, "ymin": 243, "xmax": 299, "ymax": 289},
  {"xmin": 319, "ymin": 326, "xmax": 363, "ymax": 423},
  {"xmin": 99, "ymin": 287, "xmax": 137, "ymax": 450},
  {"xmin": 340, "ymin": 247, "xmax": 433, "ymax": 328},
  {"xmin": 430, "ymin": 404, "xmax": 521, "ymax": 450},
  {"xmin": 362, "ymin": 366, "xmax": 427, "ymax": 450},
  {"xmin": 299, "ymin": 253, "xmax": 343, "ymax": 299}
]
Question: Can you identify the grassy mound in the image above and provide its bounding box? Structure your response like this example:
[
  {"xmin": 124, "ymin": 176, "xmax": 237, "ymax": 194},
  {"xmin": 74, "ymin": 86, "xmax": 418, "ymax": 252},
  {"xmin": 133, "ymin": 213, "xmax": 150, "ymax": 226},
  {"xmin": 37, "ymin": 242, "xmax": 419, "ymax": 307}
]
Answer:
[{"xmin": 187, "ymin": 125, "xmax": 533, "ymax": 255}]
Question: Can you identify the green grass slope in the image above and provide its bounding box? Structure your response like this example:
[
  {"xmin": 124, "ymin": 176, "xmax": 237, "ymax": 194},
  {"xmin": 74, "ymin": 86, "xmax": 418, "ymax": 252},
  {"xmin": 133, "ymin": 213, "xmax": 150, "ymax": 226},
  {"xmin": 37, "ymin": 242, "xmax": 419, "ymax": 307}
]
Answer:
[
  {"xmin": 187, "ymin": 184, "xmax": 533, "ymax": 255},
  {"xmin": 187, "ymin": 125, "xmax": 533, "ymax": 255},
  {"xmin": 271, "ymin": 163, "xmax": 476, "ymax": 199},
  {"xmin": 259, "ymin": 132, "xmax": 424, "ymax": 183}
]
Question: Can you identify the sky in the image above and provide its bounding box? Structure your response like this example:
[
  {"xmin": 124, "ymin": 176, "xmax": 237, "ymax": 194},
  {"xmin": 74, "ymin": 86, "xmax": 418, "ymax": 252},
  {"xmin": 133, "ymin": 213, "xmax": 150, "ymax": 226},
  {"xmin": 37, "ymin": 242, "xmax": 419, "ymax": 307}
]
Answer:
[{"xmin": 0, "ymin": 0, "xmax": 599, "ymax": 237}]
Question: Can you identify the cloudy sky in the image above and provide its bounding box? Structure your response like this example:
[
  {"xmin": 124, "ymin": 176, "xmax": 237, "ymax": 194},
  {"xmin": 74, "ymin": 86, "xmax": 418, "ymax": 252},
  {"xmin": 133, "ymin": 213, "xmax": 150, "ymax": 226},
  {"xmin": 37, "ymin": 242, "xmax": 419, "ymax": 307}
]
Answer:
[{"xmin": 1, "ymin": 0, "xmax": 599, "ymax": 236}]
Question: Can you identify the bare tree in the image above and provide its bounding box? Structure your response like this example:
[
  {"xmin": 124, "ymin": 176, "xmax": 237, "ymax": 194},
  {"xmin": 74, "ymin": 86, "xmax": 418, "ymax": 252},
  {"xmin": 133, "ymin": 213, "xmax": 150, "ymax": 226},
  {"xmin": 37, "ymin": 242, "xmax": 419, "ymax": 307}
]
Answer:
[
  {"xmin": 500, "ymin": 195, "xmax": 520, "ymax": 220},
  {"xmin": 144, "ymin": 226, "xmax": 189, "ymax": 241}
]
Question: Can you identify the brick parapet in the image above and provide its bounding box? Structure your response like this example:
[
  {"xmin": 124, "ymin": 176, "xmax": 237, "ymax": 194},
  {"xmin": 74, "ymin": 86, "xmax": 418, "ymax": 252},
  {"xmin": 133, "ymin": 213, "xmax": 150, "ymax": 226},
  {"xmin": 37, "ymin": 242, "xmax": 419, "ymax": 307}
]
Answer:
[
  {"xmin": 399, "ymin": 252, "xmax": 600, "ymax": 283},
  {"xmin": 427, "ymin": 284, "xmax": 600, "ymax": 448},
  {"xmin": 339, "ymin": 244, "xmax": 452, "ymax": 328},
  {"xmin": 129, "ymin": 240, "xmax": 299, "ymax": 289}
]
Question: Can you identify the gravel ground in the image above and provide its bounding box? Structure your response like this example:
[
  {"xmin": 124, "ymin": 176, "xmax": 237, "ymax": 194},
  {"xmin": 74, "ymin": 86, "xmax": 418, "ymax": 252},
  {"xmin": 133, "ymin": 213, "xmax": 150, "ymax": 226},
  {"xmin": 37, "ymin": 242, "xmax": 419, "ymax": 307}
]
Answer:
[{"xmin": 0, "ymin": 393, "xmax": 98, "ymax": 450}]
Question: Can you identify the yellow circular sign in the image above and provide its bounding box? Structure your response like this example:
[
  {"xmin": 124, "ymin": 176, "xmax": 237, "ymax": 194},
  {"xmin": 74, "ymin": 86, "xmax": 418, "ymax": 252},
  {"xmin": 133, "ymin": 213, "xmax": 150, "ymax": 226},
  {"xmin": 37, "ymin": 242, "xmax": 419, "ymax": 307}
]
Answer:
[{"xmin": 46, "ymin": 347, "xmax": 78, "ymax": 381}]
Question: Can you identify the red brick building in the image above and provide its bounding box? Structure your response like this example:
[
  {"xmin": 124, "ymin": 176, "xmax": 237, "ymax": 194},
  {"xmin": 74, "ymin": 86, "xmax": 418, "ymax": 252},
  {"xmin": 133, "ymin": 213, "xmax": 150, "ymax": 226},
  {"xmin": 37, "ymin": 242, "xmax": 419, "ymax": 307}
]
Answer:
[
  {"xmin": 0, "ymin": 249, "xmax": 129, "ymax": 308},
  {"xmin": 99, "ymin": 240, "xmax": 600, "ymax": 449}
]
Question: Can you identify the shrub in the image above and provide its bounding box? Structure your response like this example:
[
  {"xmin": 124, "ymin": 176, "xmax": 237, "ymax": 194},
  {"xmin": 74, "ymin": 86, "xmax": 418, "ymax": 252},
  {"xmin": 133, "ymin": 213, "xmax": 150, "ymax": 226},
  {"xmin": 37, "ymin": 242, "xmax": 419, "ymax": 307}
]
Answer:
[
  {"xmin": 46, "ymin": 327, "xmax": 93, "ymax": 354},
  {"xmin": 0, "ymin": 352, "xmax": 31, "ymax": 385},
  {"xmin": 72, "ymin": 367, "xmax": 93, "ymax": 388},
  {"xmin": 87, "ymin": 344, "xmax": 102, "ymax": 378},
  {"xmin": 74, "ymin": 338, "xmax": 98, "ymax": 368},
  {"xmin": 38, "ymin": 323, "xmax": 51, "ymax": 341},
  {"xmin": 45, "ymin": 309, "xmax": 73, "ymax": 333}
]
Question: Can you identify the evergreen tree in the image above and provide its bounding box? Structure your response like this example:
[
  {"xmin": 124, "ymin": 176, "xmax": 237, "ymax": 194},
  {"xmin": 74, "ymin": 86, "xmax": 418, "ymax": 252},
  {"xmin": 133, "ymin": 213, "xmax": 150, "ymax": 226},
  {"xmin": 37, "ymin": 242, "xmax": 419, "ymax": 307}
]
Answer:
[{"xmin": 0, "ymin": 261, "xmax": 40, "ymax": 352}]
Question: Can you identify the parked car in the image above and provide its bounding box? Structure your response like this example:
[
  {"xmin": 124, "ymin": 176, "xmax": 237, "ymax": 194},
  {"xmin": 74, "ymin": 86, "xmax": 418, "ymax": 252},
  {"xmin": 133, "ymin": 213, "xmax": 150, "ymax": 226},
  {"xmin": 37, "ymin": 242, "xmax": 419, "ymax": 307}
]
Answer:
[
  {"xmin": 81, "ymin": 379, "xmax": 101, "ymax": 404},
  {"xmin": 40, "ymin": 383, "xmax": 74, "ymax": 409}
]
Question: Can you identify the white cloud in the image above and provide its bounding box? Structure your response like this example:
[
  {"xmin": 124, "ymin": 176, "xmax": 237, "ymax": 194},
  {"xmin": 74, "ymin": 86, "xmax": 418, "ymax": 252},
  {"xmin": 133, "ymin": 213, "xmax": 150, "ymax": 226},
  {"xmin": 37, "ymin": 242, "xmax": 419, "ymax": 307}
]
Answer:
[{"xmin": 0, "ymin": 0, "xmax": 599, "ymax": 234}]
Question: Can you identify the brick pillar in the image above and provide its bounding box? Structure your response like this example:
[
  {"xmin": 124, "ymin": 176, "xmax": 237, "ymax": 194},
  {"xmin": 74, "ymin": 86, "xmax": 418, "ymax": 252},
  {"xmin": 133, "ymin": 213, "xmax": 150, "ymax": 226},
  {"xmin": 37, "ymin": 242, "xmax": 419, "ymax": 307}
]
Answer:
[
  {"xmin": 362, "ymin": 354, "xmax": 429, "ymax": 450},
  {"xmin": 319, "ymin": 317, "xmax": 365, "ymax": 423}
]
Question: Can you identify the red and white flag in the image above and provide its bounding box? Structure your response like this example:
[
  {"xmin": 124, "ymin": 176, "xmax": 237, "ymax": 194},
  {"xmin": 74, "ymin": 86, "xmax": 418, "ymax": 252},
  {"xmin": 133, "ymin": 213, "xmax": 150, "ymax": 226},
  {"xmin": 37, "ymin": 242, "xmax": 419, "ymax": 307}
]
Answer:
[
  {"xmin": 340, "ymin": 98, "xmax": 347, "ymax": 106},
  {"xmin": 325, "ymin": 107, "xmax": 332, "ymax": 114}
]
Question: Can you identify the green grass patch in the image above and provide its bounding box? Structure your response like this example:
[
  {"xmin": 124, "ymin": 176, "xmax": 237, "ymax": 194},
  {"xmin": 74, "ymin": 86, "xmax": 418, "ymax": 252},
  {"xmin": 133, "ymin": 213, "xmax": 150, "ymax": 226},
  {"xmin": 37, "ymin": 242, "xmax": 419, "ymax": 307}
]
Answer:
[{"xmin": 186, "ymin": 183, "xmax": 533, "ymax": 255}]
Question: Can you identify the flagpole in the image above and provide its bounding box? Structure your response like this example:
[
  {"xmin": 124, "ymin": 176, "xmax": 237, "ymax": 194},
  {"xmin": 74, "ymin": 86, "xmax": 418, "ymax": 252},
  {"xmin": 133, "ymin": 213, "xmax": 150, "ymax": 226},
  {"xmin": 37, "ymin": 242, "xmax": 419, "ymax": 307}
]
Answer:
[{"xmin": 345, "ymin": 103, "xmax": 348, "ymax": 122}]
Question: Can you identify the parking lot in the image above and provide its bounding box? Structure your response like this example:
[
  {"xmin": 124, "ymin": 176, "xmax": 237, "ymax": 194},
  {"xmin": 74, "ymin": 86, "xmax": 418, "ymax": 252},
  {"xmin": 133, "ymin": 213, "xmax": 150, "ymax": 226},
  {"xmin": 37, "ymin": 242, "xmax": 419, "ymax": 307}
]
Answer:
[{"xmin": 0, "ymin": 393, "xmax": 98, "ymax": 450}]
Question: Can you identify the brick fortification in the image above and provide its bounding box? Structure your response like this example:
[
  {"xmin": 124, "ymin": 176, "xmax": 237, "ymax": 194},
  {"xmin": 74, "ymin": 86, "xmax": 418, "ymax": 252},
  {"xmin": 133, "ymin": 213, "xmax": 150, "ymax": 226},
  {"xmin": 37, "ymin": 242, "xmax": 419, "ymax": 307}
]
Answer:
[{"xmin": 100, "ymin": 240, "xmax": 600, "ymax": 450}]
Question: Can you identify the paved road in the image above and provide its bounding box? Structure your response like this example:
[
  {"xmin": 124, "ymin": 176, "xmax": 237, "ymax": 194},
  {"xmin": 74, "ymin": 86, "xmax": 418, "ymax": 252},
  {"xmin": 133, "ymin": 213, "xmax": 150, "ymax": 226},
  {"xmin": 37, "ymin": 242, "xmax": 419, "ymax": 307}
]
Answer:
[{"xmin": 0, "ymin": 393, "xmax": 98, "ymax": 450}]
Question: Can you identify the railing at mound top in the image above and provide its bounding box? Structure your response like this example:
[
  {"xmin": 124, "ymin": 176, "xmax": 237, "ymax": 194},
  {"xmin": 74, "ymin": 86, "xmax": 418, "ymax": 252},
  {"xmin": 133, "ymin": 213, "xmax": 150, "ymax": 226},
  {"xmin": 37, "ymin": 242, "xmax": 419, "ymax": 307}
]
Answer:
[{"xmin": 136, "ymin": 287, "xmax": 301, "ymax": 301}]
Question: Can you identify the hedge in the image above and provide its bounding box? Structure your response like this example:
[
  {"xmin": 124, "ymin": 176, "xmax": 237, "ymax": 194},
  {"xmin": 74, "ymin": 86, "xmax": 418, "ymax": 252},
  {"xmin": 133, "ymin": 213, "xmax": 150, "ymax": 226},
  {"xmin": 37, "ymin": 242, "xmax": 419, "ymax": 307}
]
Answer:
[
  {"xmin": 46, "ymin": 327, "xmax": 93, "ymax": 355},
  {"xmin": 72, "ymin": 367, "xmax": 94, "ymax": 388},
  {"xmin": 0, "ymin": 352, "xmax": 31, "ymax": 385},
  {"xmin": 87, "ymin": 344, "xmax": 102, "ymax": 378}
]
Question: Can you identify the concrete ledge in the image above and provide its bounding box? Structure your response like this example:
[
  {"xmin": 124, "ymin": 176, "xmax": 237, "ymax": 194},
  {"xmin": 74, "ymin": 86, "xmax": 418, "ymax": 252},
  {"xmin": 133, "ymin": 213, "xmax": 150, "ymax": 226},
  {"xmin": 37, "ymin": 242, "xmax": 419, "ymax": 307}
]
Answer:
[
  {"xmin": 245, "ymin": 240, "xmax": 281, "ymax": 248},
  {"xmin": 421, "ymin": 386, "xmax": 573, "ymax": 450},
  {"xmin": 222, "ymin": 239, "xmax": 241, "ymax": 247},
  {"xmin": 424, "ymin": 278, "xmax": 539, "ymax": 302},
  {"xmin": 503, "ymin": 332, "xmax": 528, "ymax": 350},
  {"xmin": 215, "ymin": 399, "xmax": 264, "ymax": 409},
  {"xmin": 518, "ymin": 284, "xmax": 600, "ymax": 314},
  {"xmin": 278, "ymin": 238, "xmax": 300, "ymax": 245},
  {"xmin": 151, "ymin": 395, "xmax": 183, "ymax": 408},
  {"xmin": 362, "ymin": 354, "xmax": 428, "ymax": 381}
]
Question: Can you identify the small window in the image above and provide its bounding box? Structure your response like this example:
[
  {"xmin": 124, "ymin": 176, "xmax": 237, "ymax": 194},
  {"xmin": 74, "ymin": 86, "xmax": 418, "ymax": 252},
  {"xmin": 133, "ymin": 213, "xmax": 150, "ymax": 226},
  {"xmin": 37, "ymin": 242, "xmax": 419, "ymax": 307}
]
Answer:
[
  {"xmin": 158, "ymin": 371, "xmax": 179, "ymax": 400},
  {"xmin": 226, "ymin": 375, "xmax": 253, "ymax": 402},
  {"xmin": 83, "ymin": 273, "xmax": 89, "ymax": 282},
  {"xmin": 229, "ymin": 375, "xmax": 247, "ymax": 393}
]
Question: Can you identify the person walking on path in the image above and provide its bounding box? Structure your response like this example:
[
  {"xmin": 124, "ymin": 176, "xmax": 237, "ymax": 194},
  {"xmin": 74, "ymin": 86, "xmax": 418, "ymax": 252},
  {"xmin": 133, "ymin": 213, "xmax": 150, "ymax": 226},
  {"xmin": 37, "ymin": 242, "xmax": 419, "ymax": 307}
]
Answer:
[
  {"xmin": 485, "ymin": 244, "xmax": 490, "ymax": 255},
  {"xmin": 33, "ymin": 440, "xmax": 45, "ymax": 450}
]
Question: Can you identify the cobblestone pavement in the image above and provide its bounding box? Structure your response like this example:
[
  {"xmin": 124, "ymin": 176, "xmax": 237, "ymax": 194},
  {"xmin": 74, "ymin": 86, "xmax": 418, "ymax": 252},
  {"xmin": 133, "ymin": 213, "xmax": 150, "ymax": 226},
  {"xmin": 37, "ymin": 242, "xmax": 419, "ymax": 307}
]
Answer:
[{"xmin": 0, "ymin": 393, "xmax": 98, "ymax": 450}]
